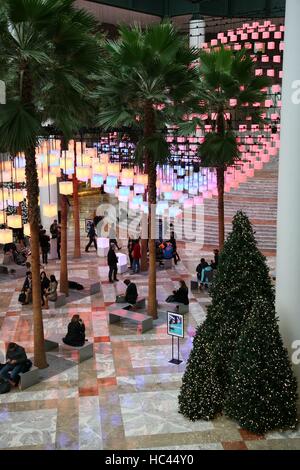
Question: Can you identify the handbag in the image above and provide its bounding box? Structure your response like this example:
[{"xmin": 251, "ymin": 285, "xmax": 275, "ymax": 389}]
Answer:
[
  {"xmin": 18, "ymin": 292, "xmax": 26, "ymax": 303},
  {"xmin": 0, "ymin": 377, "xmax": 11, "ymax": 394}
]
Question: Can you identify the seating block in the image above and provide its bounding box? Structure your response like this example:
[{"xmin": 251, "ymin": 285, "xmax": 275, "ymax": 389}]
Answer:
[
  {"xmin": 44, "ymin": 339, "xmax": 59, "ymax": 351},
  {"xmin": 168, "ymin": 303, "xmax": 189, "ymax": 314},
  {"xmin": 162, "ymin": 258, "xmax": 172, "ymax": 269},
  {"xmin": 109, "ymin": 309, "xmax": 153, "ymax": 333},
  {"xmin": 134, "ymin": 297, "xmax": 146, "ymax": 309},
  {"xmin": 49, "ymin": 293, "xmax": 66, "ymax": 308},
  {"xmin": 19, "ymin": 366, "xmax": 39, "ymax": 391},
  {"xmin": 90, "ymin": 281, "xmax": 101, "ymax": 295},
  {"xmin": 61, "ymin": 342, "xmax": 94, "ymax": 362}
]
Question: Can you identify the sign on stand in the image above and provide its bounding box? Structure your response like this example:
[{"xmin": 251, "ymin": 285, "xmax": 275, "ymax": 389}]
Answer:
[{"xmin": 167, "ymin": 311, "xmax": 184, "ymax": 365}]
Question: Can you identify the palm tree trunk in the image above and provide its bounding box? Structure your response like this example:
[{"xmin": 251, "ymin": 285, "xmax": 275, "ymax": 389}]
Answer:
[
  {"xmin": 22, "ymin": 66, "xmax": 47, "ymax": 369},
  {"xmin": 144, "ymin": 101, "xmax": 157, "ymax": 319},
  {"xmin": 25, "ymin": 146, "xmax": 48, "ymax": 369},
  {"xmin": 60, "ymin": 193, "xmax": 69, "ymax": 295},
  {"xmin": 73, "ymin": 142, "xmax": 81, "ymax": 258},
  {"xmin": 216, "ymin": 166, "xmax": 225, "ymax": 250}
]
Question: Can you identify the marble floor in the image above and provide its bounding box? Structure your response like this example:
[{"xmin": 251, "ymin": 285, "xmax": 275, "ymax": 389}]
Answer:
[{"xmin": 0, "ymin": 232, "xmax": 299, "ymax": 451}]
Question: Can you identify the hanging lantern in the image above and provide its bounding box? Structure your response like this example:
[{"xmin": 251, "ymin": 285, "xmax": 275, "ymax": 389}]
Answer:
[
  {"xmin": 80, "ymin": 155, "xmax": 91, "ymax": 166},
  {"xmin": 60, "ymin": 157, "xmax": 74, "ymax": 171},
  {"xmin": 43, "ymin": 203, "xmax": 57, "ymax": 218},
  {"xmin": 50, "ymin": 166, "xmax": 61, "ymax": 177},
  {"xmin": 107, "ymin": 163, "xmax": 119, "ymax": 176},
  {"xmin": 40, "ymin": 174, "xmax": 57, "ymax": 186},
  {"xmin": 0, "ymin": 228, "xmax": 13, "ymax": 244},
  {"xmin": 135, "ymin": 174, "xmax": 148, "ymax": 185},
  {"xmin": 23, "ymin": 223, "xmax": 31, "ymax": 237},
  {"xmin": 59, "ymin": 181, "xmax": 73, "ymax": 195},
  {"xmin": 15, "ymin": 168, "xmax": 26, "ymax": 183},
  {"xmin": 0, "ymin": 210, "xmax": 6, "ymax": 224},
  {"xmin": 13, "ymin": 190, "xmax": 24, "ymax": 203},
  {"xmin": 93, "ymin": 162, "xmax": 107, "ymax": 176},
  {"xmin": 7, "ymin": 214, "xmax": 22, "ymax": 228},
  {"xmin": 76, "ymin": 165, "xmax": 90, "ymax": 182},
  {"xmin": 100, "ymin": 153, "xmax": 109, "ymax": 164},
  {"xmin": 91, "ymin": 175, "xmax": 103, "ymax": 188}
]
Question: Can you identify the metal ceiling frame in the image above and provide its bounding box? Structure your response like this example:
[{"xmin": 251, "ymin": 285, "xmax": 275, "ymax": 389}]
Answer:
[{"xmin": 83, "ymin": 0, "xmax": 285, "ymax": 18}]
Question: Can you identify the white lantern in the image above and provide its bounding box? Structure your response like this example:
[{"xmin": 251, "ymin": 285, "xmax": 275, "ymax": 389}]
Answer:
[
  {"xmin": 0, "ymin": 210, "xmax": 6, "ymax": 224},
  {"xmin": 40, "ymin": 174, "xmax": 57, "ymax": 186},
  {"xmin": 59, "ymin": 181, "xmax": 73, "ymax": 195},
  {"xmin": 107, "ymin": 163, "xmax": 119, "ymax": 176},
  {"xmin": 13, "ymin": 190, "xmax": 24, "ymax": 203},
  {"xmin": 15, "ymin": 168, "xmax": 26, "ymax": 183},
  {"xmin": 7, "ymin": 214, "xmax": 22, "ymax": 228},
  {"xmin": 50, "ymin": 166, "xmax": 61, "ymax": 177},
  {"xmin": 0, "ymin": 228, "xmax": 13, "ymax": 244},
  {"xmin": 43, "ymin": 203, "xmax": 57, "ymax": 218},
  {"xmin": 76, "ymin": 165, "xmax": 90, "ymax": 181},
  {"xmin": 23, "ymin": 223, "xmax": 31, "ymax": 237},
  {"xmin": 93, "ymin": 162, "xmax": 107, "ymax": 176}
]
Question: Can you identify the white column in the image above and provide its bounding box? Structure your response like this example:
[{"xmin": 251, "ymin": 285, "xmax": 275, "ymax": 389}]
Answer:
[
  {"xmin": 189, "ymin": 16, "xmax": 205, "ymax": 49},
  {"xmin": 276, "ymin": 0, "xmax": 300, "ymax": 385}
]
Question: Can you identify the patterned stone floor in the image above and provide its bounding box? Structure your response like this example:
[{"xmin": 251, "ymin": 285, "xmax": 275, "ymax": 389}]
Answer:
[{"xmin": 0, "ymin": 233, "xmax": 299, "ymax": 450}]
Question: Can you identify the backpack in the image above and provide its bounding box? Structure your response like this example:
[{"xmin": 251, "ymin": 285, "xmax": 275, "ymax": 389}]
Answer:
[
  {"xmin": 68, "ymin": 281, "xmax": 84, "ymax": 290},
  {"xmin": 0, "ymin": 377, "xmax": 11, "ymax": 394}
]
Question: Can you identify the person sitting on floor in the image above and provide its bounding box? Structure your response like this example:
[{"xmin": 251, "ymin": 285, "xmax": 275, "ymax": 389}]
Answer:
[
  {"xmin": 166, "ymin": 280, "xmax": 189, "ymax": 305},
  {"xmin": 0, "ymin": 342, "xmax": 29, "ymax": 387},
  {"xmin": 43, "ymin": 274, "xmax": 58, "ymax": 309},
  {"xmin": 63, "ymin": 314, "xmax": 86, "ymax": 347}
]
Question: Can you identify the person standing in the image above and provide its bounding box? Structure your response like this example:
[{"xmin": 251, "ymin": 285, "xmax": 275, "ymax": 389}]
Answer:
[
  {"xmin": 107, "ymin": 243, "xmax": 119, "ymax": 283},
  {"xmin": 57, "ymin": 224, "xmax": 61, "ymax": 260},
  {"xmin": 85, "ymin": 222, "xmax": 97, "ymax": 252},
  {"xmin": 50, "ymin": 219, "xmax": 58, "ymax": 239},
  {"xmin": 40, "ymin": 229, "xmax": 50, "ymax": 265},
  {"xmin": 127, "ymin": 237, "xmax": 133, "ymax": 269},
  {"xmin": 132, "ymin": 239, "xmax": 141, "ymax": 273}
]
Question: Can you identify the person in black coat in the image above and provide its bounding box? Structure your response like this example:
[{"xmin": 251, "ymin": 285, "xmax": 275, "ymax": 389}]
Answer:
[
  {"xmin": 40, "ymin": 271, "xmax": 50, "ymax": 306},
  {"xmin": 63, "ymin": 315, "xmax": 85, "ymax": 347},
  {"xmin": 40, "ymin": 230, "xmax": 50, "ymax": 264},
  {"xmin": 196, "ymin": 258, "xmax": 209, "ymax": 281},
  {"xmin": 0, "ymin": 342, "xmax": 28, "ymax": 386},
  {"xmin": 85, "ymin": 223, "xmax": 97, "ymax": 252},
  {"xmin": 124, "ymin": 279, "xmax": 138, "ymax": 304},
  {"xmin": 166, "ymin": 280, "xmax": 189, "ymax": 305},
  {"xmin": 107, "ymin": 244, "xmax": 119, "ymax": 283}
]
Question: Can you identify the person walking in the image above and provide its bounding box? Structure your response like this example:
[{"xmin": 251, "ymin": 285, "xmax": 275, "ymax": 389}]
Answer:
[
  {"xmin": 132, "ymin": 239, "xmax": 141, "ymax": 273},
  {"xmin": 85, "ymin": 222, "xmax": 97, "ymax": 252},
  {"xmin": 40, "ymin": 229, "xmax": 50, "ymax": 265},
  {"xmin": 50, "ymin": 219, "xmax": 58, "ymax": 239},
  {"xmin": 107, "ymin": 243, "xmax": 119, "ymax": 283}
]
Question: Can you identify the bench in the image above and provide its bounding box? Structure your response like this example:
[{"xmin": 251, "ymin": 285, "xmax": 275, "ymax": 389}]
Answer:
[
  {"xmin": 109, "ymin": 309, "xmax": 153, "ymax": 333},
  {"xmin": 0, "ymin": 264, "xmax": 27, "ymax": 279},
  {"xmin": 160, "ymin": 258, "xmax": 172, "ymax": 269},
  {"xmin": 109, "ymin": 296, "xmax": 146, "ymax": 312},
  {"xmin": 19, "ymin": 365, "xmax": 39, "ymax": 391},
  {"xmin": 49, "ymin": 293, "xmax": 66, "ymax": 308},
  {"xmin": 167, "ymin": 303, "xmax": 189, "ymax": 314},
  {"xmin": 44, "ymin": 338, "xmax": 93, "ymax": 362},
  {"xmin": 90, "ymin": 281, "xmax": 101, "ymax": 295}
]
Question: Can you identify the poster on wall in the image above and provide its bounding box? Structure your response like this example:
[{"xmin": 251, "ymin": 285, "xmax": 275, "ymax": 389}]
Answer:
[{"xmin": 167, "ymin": 311, "xmax": 184, "ymax": 338}]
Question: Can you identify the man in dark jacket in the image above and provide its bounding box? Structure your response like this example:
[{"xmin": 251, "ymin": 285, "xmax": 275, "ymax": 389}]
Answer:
[
  {"xmin": 85, "ymin": 223, "xmax": 97, "ymax": 252},
  {"xmin": 0, "ymin": 342, "xmax": 28, "ymax": 386},
  {"xmin": 107, "ymin": 243, "xmax": 119, "ymax": 283},
  {"xmin": 124, "ymin": 279, "xmax": 138, "ymax": 304}
]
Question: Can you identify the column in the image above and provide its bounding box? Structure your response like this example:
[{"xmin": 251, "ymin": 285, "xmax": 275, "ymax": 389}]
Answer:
[
  {"xmin": 276, "ymin": 0, "xmax": 300, "ymax": 384},
  {"xmin": 189, "ymin": 15, "xmax": 205, "ymax": 49}
]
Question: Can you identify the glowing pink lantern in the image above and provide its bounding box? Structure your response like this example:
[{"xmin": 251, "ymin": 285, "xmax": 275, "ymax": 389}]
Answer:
[
  {"xmin": 279, "ymin": 42, "xmax": 284, "ymax": 51},
  {"xmin": 217, "ymin": 32, "xmax": 224, "ymax": 39},
  {"xmin": 221, "ymin": 37, "xmax": 227, "ymax": 44},
  {"xmin": 245, "ymin": 42, "xmax": 252, "ymax": 49},
  {"xmin": 229, "ymin": 98, "xmax": 237, "ymax": 107},
  {"xmin": 272, "ymin": 84, "xmax": 281, "ymax": 93},
  {"xmin": 211, "ymin": 39, "xmax": 218, "ymax": 46},
  {"xmin": 271, "ymin": 113, "xmax": 279, "ymax": 120},
  {"xmin": 241, "ymin": 33, "xmax": 248, "ymax": 40},
  {"xmin": 231, "ymin": 35, "xmax": 237, "ymax": 41},
  {"xmin": 268, "ymin": 41, "xmax": 275, "ymax": 50},
  {"xmin": 262, "ymin": 55, "xmax": 269, "ymax": 62},
  {"xmin": 265, "ymin": 99, "xmax": 273, "ymax": 107},
  {"xmin": 279, "ymin": 71, "xmax": 283, "ymax": 79},
  {"xmin": 234, "ymin": 44, "xmax": 241, "ymax": 50},
  {"xmin": 262, "ymin": 32, "xmax": 270, "ymax": 39},
  {"xmin": 267, "ymin": 69, "xmax": 275, "ymax": 77},
  {"xmin": 255, "ymin": 69, "xmax": 263, "ymax": 76},
  {"xmin": 280, "ymin": 25, "xmax": 285, "ymax": 32},
  {"xmin": 274, "ymin": 31, "xmax": 282, "ymax": 39}
]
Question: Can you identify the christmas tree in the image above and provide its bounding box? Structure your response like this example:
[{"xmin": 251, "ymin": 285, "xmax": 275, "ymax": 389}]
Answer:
[
  {"xmin": 224, "ymin": 297, "xmax": 298, "ymax": 434},
  {"xmin": 178, "ymin": 211, "xmax": 275, "ymax": 420}
]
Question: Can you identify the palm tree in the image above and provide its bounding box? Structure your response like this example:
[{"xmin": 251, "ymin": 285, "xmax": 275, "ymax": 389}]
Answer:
[
  {"xmin": 96, "ymin": 22, "xmax": 198, "ymax": 319},
  {"xmin": 198, "ymin": 46, "xmax": 270, "ymax": 249},
  {"xmin": 0, "ymin": 0, "xmax": 101, "ymax": 367}
]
